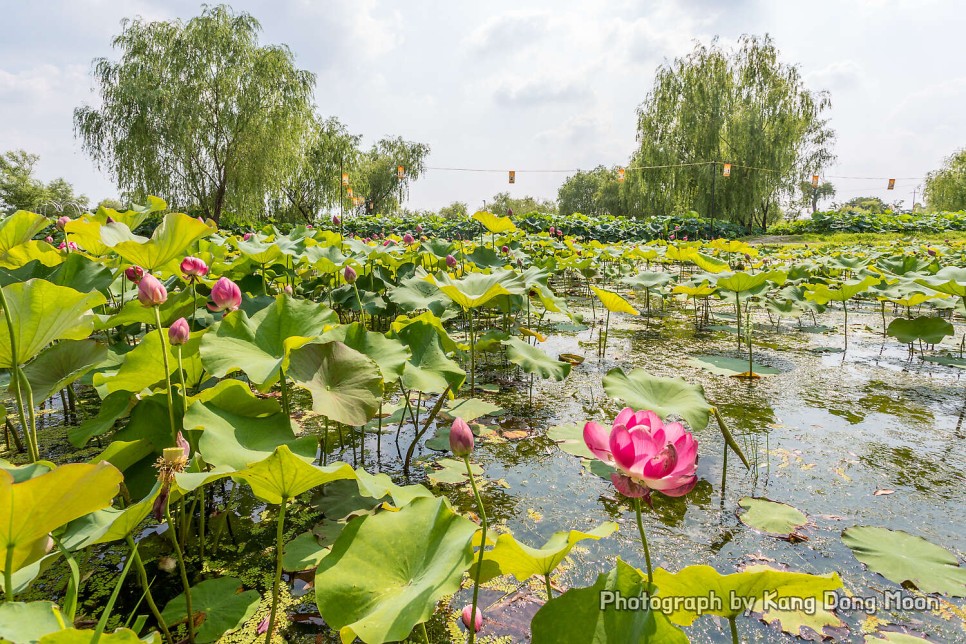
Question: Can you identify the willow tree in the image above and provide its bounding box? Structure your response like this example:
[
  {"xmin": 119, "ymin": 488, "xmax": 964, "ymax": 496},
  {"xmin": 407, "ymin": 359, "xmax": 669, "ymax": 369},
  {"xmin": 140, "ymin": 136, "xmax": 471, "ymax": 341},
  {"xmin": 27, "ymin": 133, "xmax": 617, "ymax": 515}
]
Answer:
[
  {"xmin": 629, "ymin": 35, "xmax": 835, "ymax": 230},
  {"xmin": 74, "ymin": 5, "xmax": 315, "ymax": 224},
  {"xmin": 353, "ymin": 137, "xmax": 431, "ymax": 216},
  {"xmin": 925, "ymin": 148, "xmax": 966, "ymax": 212},
  {"xmin": 558, "ymin": 165, "xmax": 624, "ymax": 216}
]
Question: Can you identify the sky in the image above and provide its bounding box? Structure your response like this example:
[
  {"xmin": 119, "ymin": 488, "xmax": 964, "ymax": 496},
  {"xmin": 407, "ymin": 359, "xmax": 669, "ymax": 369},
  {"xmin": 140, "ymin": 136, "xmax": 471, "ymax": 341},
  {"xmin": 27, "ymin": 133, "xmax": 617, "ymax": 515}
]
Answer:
[{"xmin": 1, "ymin": 0, "xmax": 964, "ymax": 213}]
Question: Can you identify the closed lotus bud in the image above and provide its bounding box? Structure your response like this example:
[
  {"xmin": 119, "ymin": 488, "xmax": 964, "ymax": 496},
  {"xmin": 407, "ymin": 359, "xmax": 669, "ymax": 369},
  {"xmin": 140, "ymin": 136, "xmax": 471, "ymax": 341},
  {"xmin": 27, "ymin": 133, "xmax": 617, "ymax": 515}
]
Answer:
[
  {"xmin": 56, "ymin": 216, "xmax": 70, "ymax": 231},
  {"xmin": 137, "ymin": 274, "xmax": 168, "ymax": 307},
  {"xmin": 307, "ymin": 224, "xmax": 314, "ymax": 229},
  {"xmin": 344, "ymin": 265, "xmax": 357, "ymax": 284},
  {"xmin": 461, "ymin": 606, "xmax": 483, "ymax": 633},
  {"xmin": 45, "ymin": 236, "xmax": 53, "ymax": 244},
  {"xmin": 383, "ymin": 240, "xmax": 392, "ymax": 247},
  {"xmin": 284, "ymin": 284, "xmax": 293, "ymax": 295},
  {"xmin": 364, "ymin": 237, "xmax": 371, "ymax": 243},
  {"xmin": 243, "ymin": 232, "xmax": 253, "ymax": 241},
  {"xmin": 416, "ymin": 224, "xmax": 424, "ymax": 233},
  {"xmin": 332, "ymin": 215, "xmax": 341, "ymax": 226},
  {"xmin": 180, "ymin": 256, "xmax": 209, "ymax": 278},
  {"xmin": 501, "ymin": 245, "xmax": 509, "ymax": 254},
  {"xmin": 549, "ymin": 226, "xmax": 555, "ymax": 235},
  {"xmin": 557, "ymin": 229, "xmax": 563, "ymax": 237},
  {"xmin": 446, "ymin": 254, "xmax": 458, "ymax": 268},
  {"xmin": 125, "ymin": 265, "xmax": 144, "ymax": 283},
  {"xmin": 208, "ymin": 277, "xmax": 242, "ymax": 313},
  {"xmin": 403, "ymin": 233, "xmax": 415, "ymax": 245},
  {"xmin": 168, "ymin": 317, "xmax": 190, "ymax": 346},
  {"xmin": 928, "ymin": 248, "xmax": 937, "ymax": 257},
  {"xmin": 449, "ymin": 417, "xmax": 474, "ymax": 457}
]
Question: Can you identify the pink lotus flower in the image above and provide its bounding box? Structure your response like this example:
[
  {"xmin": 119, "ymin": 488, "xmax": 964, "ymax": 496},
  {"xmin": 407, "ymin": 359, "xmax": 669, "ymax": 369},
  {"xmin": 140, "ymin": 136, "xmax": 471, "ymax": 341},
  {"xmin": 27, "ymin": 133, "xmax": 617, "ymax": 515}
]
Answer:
[
  {"xmin": 180, "ymin": 256, "xmax": 208, "ymax": 278},
  {"xmin": 124, "ymin": 265, "xmax": 144, "ymax": 283},
  {"xmin": 549, "ymin": 226, "xmax": 555, "ymax": 235},
  {"xmin": 583, "ymin": 408, "xmax": 698, "ymax": 499},
  {"xmin": 403, "ymin": 233, "xmax": 415, "ymax": 245},
  {"xmin": 461, "ymin": 605, "xmax": 483, "ymax": 633},
  {"xmin": 344, "ymin": 265, "xmax": 357, "ymax": 284},
  {"xmin": 449, "ymin": 417, "xmax": 474, "ymax": 457},
  {"xmin": 556, "ymin": 229, "xmax": 563, "ymax": 237},
  {"xmin": 137, "ymin": 274, "xmax": 168, "ymax": 307},
  {"xmin": 44, "ymin": 236, "xmax": 53, "ymax": 244},
  {"xmin": 284, "ymin": 284, "xmax": 293, "ymax": 295},
  {"xmin": 168, "ymin": 317, "xmax": 190, "ymax": 346},
  {"xmin": 416, "ymin": 224, "xmax": 424, "ymax": 233},
  {"xmin": 56, "ymin": 216, "xmax": 70, "ymax": 231},
  {"xmin": 501, "ymin": 245, "xmax": 509, "ymax": 254},
  {"xmin": 208, "ymin": 277, "xmax": 241, "ymax": 312},
  {"xmin": 58, "ymin": 241, "xmax": 78, "ymax": 252},
  {"xmin": 332, "ymin": 215, "xmax": 341, "ymax": 226},
  {"xmin": 243, "ymin": 232, "xmax": 253, "ymax": 241},
  {"xmin": 446, "ymin": 254, "xmax": 458, "ymax": 268}
]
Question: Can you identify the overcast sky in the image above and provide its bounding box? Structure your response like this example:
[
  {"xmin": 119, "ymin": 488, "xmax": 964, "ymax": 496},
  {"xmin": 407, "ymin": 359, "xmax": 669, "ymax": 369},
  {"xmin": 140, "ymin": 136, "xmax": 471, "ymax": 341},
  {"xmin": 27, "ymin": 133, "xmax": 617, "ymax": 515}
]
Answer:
[{"xmin": 1, "ymin": 0, "xmax": 964, "ymax": 212}]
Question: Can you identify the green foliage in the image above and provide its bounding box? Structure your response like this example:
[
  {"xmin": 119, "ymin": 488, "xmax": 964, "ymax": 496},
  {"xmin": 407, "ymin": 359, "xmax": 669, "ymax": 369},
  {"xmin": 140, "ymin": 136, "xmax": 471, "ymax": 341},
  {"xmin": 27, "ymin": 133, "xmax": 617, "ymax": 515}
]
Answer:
[
  {"xmin": 769, "ymin": 209, "xmax": 966, "ymax": 235},
  {"xmin": 557, "ymin": 166, "xmax": 625, "ymax": 217},
  {"xmin": 0, "ymin": 151, "xmax": 89, "ymax": 216},
  {"xmin": 925, "ymin": 148, "xmax": 966, "ymax": 212}
]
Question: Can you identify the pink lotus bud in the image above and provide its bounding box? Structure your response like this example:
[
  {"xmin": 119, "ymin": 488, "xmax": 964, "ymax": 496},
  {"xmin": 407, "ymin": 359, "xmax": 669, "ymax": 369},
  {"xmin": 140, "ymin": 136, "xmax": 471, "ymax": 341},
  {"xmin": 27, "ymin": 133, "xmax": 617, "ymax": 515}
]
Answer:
[
  {"xmin": 306, "ymin": 224, "xmax": 313, "ymax": 229},
  {"xmin": 403, "ymin": 233, "xmax": 415, "ymax": 245},
  {"xmin": 682, "ymin": 236, "xmax": 688, "ymax": 242},
  {"xmin": 669, "ymin": 234, "xmax": 676, "ymax": 240},
  {"xmin": 557, "ymin": 229, "xmax": 563, "ymax": 237},
  {"xmin": 56, "ymin": 216, "xmax": 70, "ymax": 231},
  {"xmin": 383, "ymin": 240, "xmax": 392, "ymax": 247},
  {"xmin": 446, "ymin": 254, "xmax": 458, "ymax": 268},
  {"xmin": 45, "ymin": 236, "xmax": 53, "ymax": 243},
  {"xmin": 449, "ymin": 417, "xmax": 474, "ymax": 457},
  {"xmin": 168, "ymin": 317, "xmax": 190, "ymax": 346},
  {"xmin": 344, "ymin": 265, "xmax": 357, "ymax": 284},
  {"xmin": 137, "ymin": 274, "xmax": 168, "ymax": 307},
  {"xmin": 243, "ymin": 232, "xmax": 253, "ymax": 241},
  {"xmin": 256, "ymin": 617, "xmax": 270, "ymax": 636},
  {"xmin": 106, "ymin": 216, "xmax": 116, "ymax": 224},
  {"xmin": 284, "ymin": 284, "xmax": 293, "ymax": 295},
  {"xmin": 332, "ymin": 215, "xmax": 341, "ymax": 226},
  {"xmin": 501, "ymin": 245, "xmax": 509, "ymax": 254},
  {"xmin": 180, "ymin": 256, "xmax": 209, "ymax": 278},
  {"xmin": 197, "ymin": 216, "xmax": 205, "ymax": 224},
  {"xmin": 549, "ymin": 226, "xmax": 555, "ymax": 234},
  {"xmin": 416, "ymin": 224, "xmax": 424, "ymax": 233},
  {"xmin": 207, "ymin": 277, "xmax": 242, "ymax": 312},
  {"xmin": 58, "ymin": 241, "xmax": 78, "ymax": 252},
  {"xmin": 364, "ymin": 237, "xmax": 371, "ymax": 243},
  {"xmin": 125, "ymin": 266, "xmax": 144, "ymax": 283},
  {"xmin": 461, "ymin": 606, "xmax": 483, "ymax": 633}
]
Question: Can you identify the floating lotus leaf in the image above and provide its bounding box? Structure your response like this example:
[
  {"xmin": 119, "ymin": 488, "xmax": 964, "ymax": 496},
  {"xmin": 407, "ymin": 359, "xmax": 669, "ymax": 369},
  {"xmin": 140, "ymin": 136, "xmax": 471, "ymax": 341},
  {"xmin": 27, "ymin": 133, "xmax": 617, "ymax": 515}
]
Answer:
[
  {"xmin": 161, "ymin": 576, "xmax": 259, "ymax": 644},
  {"xmin": 531, "ymin": 559, "xmax": 687, "ymax": 643},
  {"xmin": 745, "ymin": 564, "xmax": 845, "ymax": 638},
  {"xmin": 503, "ymin": 337, "xmax": 572, "ymax": 381},
  {"xmin": 547, "ymin": 423, "xmax": 595, "ymax": 459},
  {"xmin": 200, "ymin": 294, "xmax": 337, "ymax": 391},
  {"xmin": 689, "ymin": 355, "xmax": 781, "ymax": 377},
  {"xmin": 315, "ymin": 496, "xmax": 477, "ymax": 644},
  {"xmin": 440, "ymin": 397, "xmax": 503, "ymax": 423},
  {"xmin": 737, "ymin": 497, "xmax": 807, "ymax": 535},
  {"xmin": 602, "ymin": 367, "xmax": 711, "ymax": 431},
  {"xmin": 841, "ymin": 526, "xmax": 966, "ymax": 596}
]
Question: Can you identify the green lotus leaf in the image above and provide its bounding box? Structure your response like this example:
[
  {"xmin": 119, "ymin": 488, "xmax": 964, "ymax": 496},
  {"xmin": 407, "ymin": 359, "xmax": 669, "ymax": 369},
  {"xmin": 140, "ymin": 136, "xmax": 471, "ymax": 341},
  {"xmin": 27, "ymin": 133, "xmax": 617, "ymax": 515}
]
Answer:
[
  {"xmin": 744, "ymin": 564, "xmax": 844, "ymax": 638},
  {"xmin": 160, "ymin": 576, "xmax": 259, "ymax": 644},
  {"xmin": 623, "ymin": 271, "xmax": 673, "ymax": 291},
  {"xmin": 110, "ymin": 212, "xmax": 212, "ymax": 270},
  {"xmin": 17, "ymin": 339, "xmax": 107, "ymax": 403},
  {"xmin": 690, "ymin": 252, "xmax": 730, "ymax": 273},
  {"xmin": 0, "ymin": 279, "xmax": 106, "ymax": 367},
  {"xmin": 547, "ymin": 423, "xmax": 595, "ymax": 459},
  {"xmin": 688, "ymin": 355, "xmax": 781, "ymax": 377},
  {"xmin": 425, "ymin": 457, "xmax": 483, "ymax": 485},
  {"xmin": 287, "ymin": 341, "xmax": 383, "ymax": 426},
  {"xmin": 395, "ymin": 320, "xmax": 465, "ymax": 395},
  {"xmin": 234, "ymin": 445, "xmax": 356, "ymax": 504},
  {"xmin": 321, "ymin": 322, "xmax": 410, "ymax": 383},
  {"xmin": 805, "ymin": 276, "xmax": 879, "ymax": 304},
  {"xmin": 0, "ymin": 461, "xmax": 51, "ymax": 483},
  {"xmin": 737, "ymin": 497, "xmax": 807, "ymax": 535},
  {"xmin": 39, "ymin": 628, "xmax": 159, "ymax": 643},
  {"xmin": 425, "ymin": 270, "xmax": 525, "ymax": 310},
  {"xmin": 440, "ymin": 397, "xmax": 503, "ymax": 423},
  {"xmin": 915, "ymin": 266, "xmax": 966, "ymax": 298},
  {"xmin": 876, "ymin": 255, "xmax": 936, "ymax": 276},
  {"xmin": 602, "ymin": 367, "xmax": 711, "ymax": 431},
  {"xmin": 0, "ymin": 601, "xmax": 66, "ymax": 643},
  {"xmin": 315, "ymin": 496, "xmax": 477, "ymax": 644},
  {"xmin": 46, "ymin": 253, "xmax": 114, "ymax": 295},
  {"xmin": 387, "ymin": 275, "xmax": 452, "ymax": 318},
  {"xmin": 652, "ymin": 564, "xmax": 842, "ymax": 625},
  {"xmin": 93, "ymin": 330, "xmax": 203, "ymax": 396},
  {"xmin": 886, "ymin": 316, "xmax": 955, "ymax": 345},
  {"xmin": 471, "ymin": 210, "xmax": 517, "ymax": 234},
  {"xmin": 842, "ymin": 526, "xmax": 966, "ymax": 596},
  {"xmin": 0, "ymin": 462, "xmax": 122, "ymax": 576},
  {"xmin": 188, "ymin": 389, "xmax": 316, "ymax": 471},
  {"xmin": 503, "ymin": 337, "xmax": 572, "ymax": 381},
  {"xmin": 236, "ymin": 237, "xmax": 283, "ymax": 265},
  {"xmin": 282, "ymin": 530, "xmax": 333, "ymax": 572},
  {"xmin": 531, "ymin": 559, "xmax": 687, "ymax": 643},
  {"xmin": 716, "ymin": 270, "xmax": 786, "ymax": 293},
  {"xmin": 200, "ymin": 294, "xmax": 337, "ymax": 391},
  {"xmin": 67, "ymin": 391, "xmax": 135, "ymax": 447},
  {"xmin": 473, "ymin": 522, "xmax": 617, "ymax": 582},
  {"xmin": 590, "ymin": 286, "xmax": 639, "ymax": 315},
  {"xmin": 0, "ymin": 211, "xmax": 48, "ymax": 263}
]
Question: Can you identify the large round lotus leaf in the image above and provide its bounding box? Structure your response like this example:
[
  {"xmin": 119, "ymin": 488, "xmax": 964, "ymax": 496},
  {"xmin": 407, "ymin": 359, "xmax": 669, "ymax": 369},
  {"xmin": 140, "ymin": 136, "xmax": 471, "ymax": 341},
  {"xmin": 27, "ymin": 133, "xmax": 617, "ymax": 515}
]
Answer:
[
  {"xmin": 387, "ymin": 276, "xmax": 452, "ymax": 318},
  {"xmin": 886, "ymin": 316, "xmax": 955, "ymax": 345},
  {"xmin": 623, "ymin": 270, "xmax": 673, "ymax": 290},
  {"xmin": 287, "ymin": 341, "xmax": 383, "ymax": 426},
  {"xmin": 652, "ymin": 564, "xmax": 842, "ymax": 625},
  {"xmin": 0, "ymin": 462, "xmax": 122, "ymax": 575},
  {"xmin": 842, "ymin": 526, "xmax": 966, "ymax": 596},
  {"xmin": 689, "ymin": 355, "xmax": 781, "ymax": 377},
  {"xmin": 321, "ymin": 322, "xmax": 410, "ymax": 383},
  {"xmin": 471, "ymin": 210, "xmax": 517, "ymax": 234},
  {"xmin": 804, "ymin": 276, "xmax": 878, "ymax": 304},
  {"xmin": 531, "ymin": 559, "xmax": 687, "ymax": 643},
  {"xmin": 737, "ymin": 497, "xmax": 807, "ymax": 535},
  {"xmin": 395, "ymin": 321, "xmax": 465, "ymax": 395},
  {"xmin": 472, "ymin": 522, "xmax": 618, "ymax": 582},
  {"xmin": 0, "ymin": 211, "xmax": 48, "ymax": 262},
  {"xmin": 691, "ymin": 252, "xmax": 730, "ymax": 273},
  {"xmin": 110, "ymin": 212, "xmax": 212, "ymax": 270},
  {"xmin": 0, "ymin": 601, "xmax": 64, "ymax": 643},
  {"xmin": 233, "ymin": 445, "xmax": 356, "ymax": 504},
  {"xmin": 602, "ymin": 367, "xmax": 710, "ymax": 431},
  {"xmin": 915, "ymin": 266, "xmax": 966, "ymax": 297},
  {"xmin": 200, "ymin": 294, "xmax": 337, "ymax": 391},
  {"xmin": 503, "ymin": 337, "xmax": 572, "ymax": 381},
  {"xmin": 315, "ymin": 496, "xmax": 477, "ymax": 644},
  {"xmin": 425, "ymin": 270, "xmax": 525, "ymax": 310},
  {"xmin": 547, "ymin": 423, "xmax": 595, "ymax": 459},
  {"xmin": 161, "ymin": 576, "xmax": 259, "ymax": 644},
  {"xmin": 93, "ymin": 330, "xmax": 203, "ymax": 396},
  {"xmin": 0, "ymin": 279, "xmax": 106, "ymax": 367},
  {"xmin": 590, "ymin": 286, "xmax": 639, "ymax": 315},
  {"xmin": 18, "ymin": 339, "xmax": 107, "ymax": 403}
]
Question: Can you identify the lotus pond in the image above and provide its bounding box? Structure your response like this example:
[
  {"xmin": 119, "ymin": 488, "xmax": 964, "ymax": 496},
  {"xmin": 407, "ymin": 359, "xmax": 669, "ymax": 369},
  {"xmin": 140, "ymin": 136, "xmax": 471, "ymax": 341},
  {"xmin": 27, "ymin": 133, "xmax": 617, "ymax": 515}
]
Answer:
[{"xmin": 0, "ymin": 205, "xmax": 964, "ymax": 643}]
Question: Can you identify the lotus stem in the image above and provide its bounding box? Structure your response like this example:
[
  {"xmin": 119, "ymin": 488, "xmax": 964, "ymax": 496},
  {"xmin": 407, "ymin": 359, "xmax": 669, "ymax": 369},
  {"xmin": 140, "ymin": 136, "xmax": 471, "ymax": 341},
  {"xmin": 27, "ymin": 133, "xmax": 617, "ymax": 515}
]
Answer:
[
  {"xmin": 0, "ymin": 286, "xmax": 38, "ymax": 462},
  {"xmin": 176, "ymin": 346, "xmax": 188, "ymax": 414},
  {"xmin": 712, "ymin": 406, "xmax": 750, "ymax": 469},
  {"xmin": 544, "ymin": 573, "xmax": 553, "ymax": 601},
  {"xmin": 265, "ymin": 497, "xmax": 287, "ymax": 643},
  {"xmin": 164, "ymin": 499, "xmax": 195, "ymax": 643},
  {"xmin": 729, "ymin": 616, "xmax": 740, "ymax": 644},
  {"xmin": 633, "ymin": 497, "xmax": 653, "ymax": 587},
  {"xmin": 464, "ymin": 455, "xmax": 487, "ymax": 644},
  {"xmin": 126, "ymin": 536, "xmax": 174, "ymax": 644},
  {"xmin": 420, "ymin": 622, "xmax": 430, "ymax": 643},
  {"xmin": 279, "ymin": 370, "xmax": 291, "ymax": 417},
  {"xmin": 92, "ymin": 539, "xmax": 138, "ymax": 643},
  {"xmin": 153, "ymin": 306, "xmax": 177, "ymax": 442},
  {"xmin": 353, "ymin": 283, "xmax": 366, "ymax": 329},
  {"xmin": 4, "ymin": 546, "xmax": 13, "ymax": 601}
]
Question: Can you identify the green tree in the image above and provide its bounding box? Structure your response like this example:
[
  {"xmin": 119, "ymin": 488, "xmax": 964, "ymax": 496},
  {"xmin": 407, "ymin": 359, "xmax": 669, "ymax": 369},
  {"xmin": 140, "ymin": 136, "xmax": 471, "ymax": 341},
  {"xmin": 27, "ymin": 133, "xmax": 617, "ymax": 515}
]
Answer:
[
  {"xmin": 74, "ymin": 4, "xmax": 315, "ymax": 224},
  {"xmin": 796, "ymin": 180, "xmax": 836, "ymax": 214},
  {"xmin": 351, "ymin": 137, "xmax": 430, "ymax": 216},
  {"xmin": 629, "ymin": 35, "xmax": 835, "ymax": 230},
  {"xmin": 557, "ymin": 165, "xmax": 624, "ymax": 216},
  {"xmin": 925, "ymin": 148, "xmax": 966, "ymax": 211},
  {"xmin": 438, "ymin": 201, "xmax": 468, "ymax": 218},
  {"xmin": 0, "ymin": 149, "xmax": 89, "ymax": 215},
  {"xmin": 486, "ymin": 192, "xmax": 557, "ymax": 216}
]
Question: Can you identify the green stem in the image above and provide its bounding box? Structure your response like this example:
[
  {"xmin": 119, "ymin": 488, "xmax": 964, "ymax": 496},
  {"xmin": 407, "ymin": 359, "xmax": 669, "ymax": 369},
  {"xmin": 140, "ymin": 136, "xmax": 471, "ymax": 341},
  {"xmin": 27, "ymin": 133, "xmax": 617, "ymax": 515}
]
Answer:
[
  {"xmin": 420, "ymin": 621, "xmax": 430, "ymax": 643},
  {"xmin": 729, "ymin": 616, "xmax": 740, "ymax": 644},
  {"xmin": 176, "ymin": 347, "xmax": 188, "ymax": 414},
  {"xmin": 544, "ymin": 573, "xmax": 553, "ymax": 601},
  {"xmin": 126, "ymin": 536, "xmax": 174, "ymax": 644},
  {"xmin": 92, "ymin": 539, "xmax": 138, "ymax": 643},
  {"xmin": 279, "ymin": 370, "xmax": 291, "ymax": 418},
  {"xmin": 633, "ymin": 497, "xmax": 653, "ymax": 587},
  {"xmin": 0, "ymin": 286, "xmax": 37, "ymax": 462},
  {"xmin": 153, "ymin": 306, "xmax": 177, "ymax": 442},
  {"xmin": 464, "ymin": 456, "xmax": 487, "ymax": 644},
  {"xmin": 265, "ymin": 497, "xmax": 287, "ymax": 643},
  {"xmin": 353, "ymin": 283, "xmax": 366, "ymax": 329},
  {"xmin": 4, "ymin": 546, "xmax": 13, "ymax": 601},
  {"xmin": 164, "ymin": 499, "xmax": 195, "ymax": 643},
  {"xmin": 468, "ymin": 308, "xmax": 476, "ymax": 396}
]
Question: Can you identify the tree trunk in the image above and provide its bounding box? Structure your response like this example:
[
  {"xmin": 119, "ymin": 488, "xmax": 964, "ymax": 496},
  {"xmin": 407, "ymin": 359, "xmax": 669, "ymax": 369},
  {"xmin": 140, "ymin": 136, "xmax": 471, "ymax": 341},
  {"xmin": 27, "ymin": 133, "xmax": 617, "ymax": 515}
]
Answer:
[{"xmin": 212, "ymin": 179, "xmax": 227, "ymax": 225}]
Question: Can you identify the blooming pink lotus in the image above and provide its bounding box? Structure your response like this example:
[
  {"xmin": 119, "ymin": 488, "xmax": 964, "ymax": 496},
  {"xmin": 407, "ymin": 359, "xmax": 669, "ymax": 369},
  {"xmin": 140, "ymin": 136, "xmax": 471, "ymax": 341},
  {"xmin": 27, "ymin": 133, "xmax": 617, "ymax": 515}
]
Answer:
[
  {"xmin": 180, "ymin": 256, "xmax": 209, "ymax": 279},
  {"xmin": 403, "ymin": 233, "xmax": 415, "ymax": 245},
  {"xmin": 583, "ymin": 408, "xmax": 698, "ymax": 499},
  {"xmin": 208, "ymin": 277, "xmax": 242, "ymax": 312}
]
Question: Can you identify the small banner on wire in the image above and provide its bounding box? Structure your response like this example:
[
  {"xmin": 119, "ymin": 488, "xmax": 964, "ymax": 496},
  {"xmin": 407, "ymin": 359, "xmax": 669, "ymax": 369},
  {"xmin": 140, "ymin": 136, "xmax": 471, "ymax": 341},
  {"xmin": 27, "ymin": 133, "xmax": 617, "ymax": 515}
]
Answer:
[
  {"xmin": 341, "ymin": 173, "xmax": 349, "ymax": 186},
  {"xmin": 811, "ymin": 175, "xmax": 820, "ymax": 188},
  {"xmin": 397, "ymin": 165, "xmax": 405, "ymax": 180},
  {"xmin": 722, "ymin": 163, "xmax": 731, "ymax": 177},
  {"xmin": 509, "ymin": 170, "xmax": 516, "ymax": 184},
  {"xmin": 617, "ymin": 167, "xmax": 625, "ymax": 182},
  {"xmin": 887, "ymin": 178, "xmax": 896, "ymax": 190}
]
